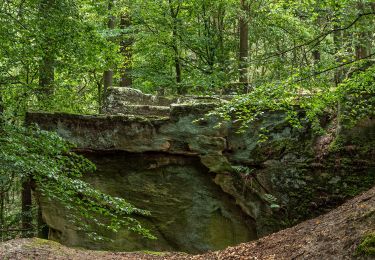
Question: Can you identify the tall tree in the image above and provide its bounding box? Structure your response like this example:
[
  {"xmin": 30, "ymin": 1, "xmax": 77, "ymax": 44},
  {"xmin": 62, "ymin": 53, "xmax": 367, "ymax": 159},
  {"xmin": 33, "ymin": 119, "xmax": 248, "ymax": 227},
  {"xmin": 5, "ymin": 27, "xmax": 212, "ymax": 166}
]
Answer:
[
  {"xmin": 120, "ymin": 14, "xmax": 133, "ymax": 87},
  {"xmin": 38, "ymin": 0, "xmax": 57, "ymax": 104},
  {"xmin": 0, "ymin": 93, "xmax": 3, "ymax": 118},
  {"xmin": 355, "ymin": 1, "xmax": 371, "ymax": 60},
  {"xmin": 168, "ymin": 0, "xmax": 183, "ymax": 93},
  {"xmin": 239, "ymin": 0, "xmax": 249, "ymax": 89},
  {"xmin": 103, "ymin": 0, "xmax": 116, "ymax": 96}
]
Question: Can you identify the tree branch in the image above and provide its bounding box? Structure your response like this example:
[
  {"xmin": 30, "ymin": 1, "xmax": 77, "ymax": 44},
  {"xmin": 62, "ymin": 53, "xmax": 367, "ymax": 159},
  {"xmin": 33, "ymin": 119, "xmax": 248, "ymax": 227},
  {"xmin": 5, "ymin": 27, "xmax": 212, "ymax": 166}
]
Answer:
[
  {"xmin": 293, "ymin": 52, "xmax": 375, "ymax": 83},
  {"xmin": 257, "ymin": 12, "xmax": 375, "ymax": 62}
]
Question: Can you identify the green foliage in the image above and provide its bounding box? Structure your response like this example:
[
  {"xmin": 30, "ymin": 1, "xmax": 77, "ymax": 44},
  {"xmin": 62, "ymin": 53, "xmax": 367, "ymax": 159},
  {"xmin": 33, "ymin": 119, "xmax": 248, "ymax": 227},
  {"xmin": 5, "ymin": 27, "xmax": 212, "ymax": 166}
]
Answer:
[
  {"xmin": 1, "ymin": 0, "xmax": 374, "ymax": 106},
  {"xmin": 212, "ymin": 81, "xmax": 319, "ymax": 133},
  {"xmin": 232, "ymin": 166, "xmax": 280, "ymax": 209},
  {"xmin": 356, "ymin": 232, "xmax": 375, "ymax": 256},
  {"xmin": 338, "ymin": 65, "xmax": 375, "ymax": 127},
  {"xmin": 0, "ymin": 0, "xmax": 374, "ymax": 245},
  {"xmin": 0, "ymin": 0, "xmax": 114, "ymax": 116},
  {"xmin": 232, "ymin": 165, "xmax": 254, "ymax": 176},
  {"xmin": 262, "ymin": 194, "xmax": 280, "ymax": 210},
  {"xmin": 0, "ymin": 122, "xmax": 154, "ymax": 240},
  {"xmin": 212, "ymin": 64, "xmax": 375, "ymax": 136}
]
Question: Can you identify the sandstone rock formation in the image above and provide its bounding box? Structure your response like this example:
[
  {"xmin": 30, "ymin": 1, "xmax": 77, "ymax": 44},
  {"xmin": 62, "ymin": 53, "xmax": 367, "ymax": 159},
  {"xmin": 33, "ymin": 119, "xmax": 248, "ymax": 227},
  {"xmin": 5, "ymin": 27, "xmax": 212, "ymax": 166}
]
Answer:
[{"xmin": 26, "ymin": 87, "xmax": 375, "ymax": 253}]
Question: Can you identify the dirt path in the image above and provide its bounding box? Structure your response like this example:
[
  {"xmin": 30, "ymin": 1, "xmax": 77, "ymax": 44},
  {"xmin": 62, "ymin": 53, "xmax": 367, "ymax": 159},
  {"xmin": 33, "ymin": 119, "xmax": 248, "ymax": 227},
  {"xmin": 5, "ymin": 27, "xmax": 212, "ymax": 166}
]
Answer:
[{"xmin": 1, "ymin": 186, "xmax": 374, "ymax": 260}]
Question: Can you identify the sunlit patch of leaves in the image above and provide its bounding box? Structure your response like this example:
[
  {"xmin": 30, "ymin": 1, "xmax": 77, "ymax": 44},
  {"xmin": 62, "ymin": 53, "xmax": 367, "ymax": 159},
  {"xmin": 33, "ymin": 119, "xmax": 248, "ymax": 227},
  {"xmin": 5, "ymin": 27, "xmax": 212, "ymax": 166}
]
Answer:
[{"xmin": 211, "ymin": 65, "xmax": 375, "ymax": 139}]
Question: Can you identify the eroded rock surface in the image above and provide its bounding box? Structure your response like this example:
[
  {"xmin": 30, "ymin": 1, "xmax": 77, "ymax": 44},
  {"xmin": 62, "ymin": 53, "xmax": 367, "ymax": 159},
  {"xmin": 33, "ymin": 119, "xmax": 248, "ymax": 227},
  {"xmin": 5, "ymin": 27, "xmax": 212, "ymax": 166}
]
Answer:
[
  {"xmin": 26, "ymin": 87, "xmax": 375, "ymax": 253},
  {"xmin": 44, "ymin": 152, "xmax": 256, "ymax": 253}
]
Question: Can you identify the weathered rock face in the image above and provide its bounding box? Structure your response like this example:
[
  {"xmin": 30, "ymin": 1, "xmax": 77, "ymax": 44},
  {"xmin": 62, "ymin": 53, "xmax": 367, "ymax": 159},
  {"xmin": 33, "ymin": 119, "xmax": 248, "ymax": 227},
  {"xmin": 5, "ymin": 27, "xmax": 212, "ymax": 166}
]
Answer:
[
  {"xmin": 44, "ymin": 152, "xmax": 256, "ymax": 253},
  {"xmin": 26, "ymin": 87, "xmax": 375, "ymax": 253},
  {"xmin": 103, "ymin": 87, "xmax": 230, "ymax": 117}
]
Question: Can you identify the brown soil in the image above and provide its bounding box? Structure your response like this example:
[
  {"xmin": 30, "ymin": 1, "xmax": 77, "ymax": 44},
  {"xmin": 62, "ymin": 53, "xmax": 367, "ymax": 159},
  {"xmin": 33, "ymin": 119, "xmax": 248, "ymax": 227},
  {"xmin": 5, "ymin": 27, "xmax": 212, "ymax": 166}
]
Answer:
[{"xmin": 1, "ymin": 186, "xmax": 374, "ymax": 260}]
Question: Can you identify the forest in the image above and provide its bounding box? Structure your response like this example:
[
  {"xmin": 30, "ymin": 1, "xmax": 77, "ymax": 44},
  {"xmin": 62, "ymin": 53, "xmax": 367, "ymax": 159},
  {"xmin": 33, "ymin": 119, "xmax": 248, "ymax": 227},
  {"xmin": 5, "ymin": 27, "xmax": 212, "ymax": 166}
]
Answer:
[{"xmin": 0, "ymin": 0, "xmax": 375, "ymax": 259}]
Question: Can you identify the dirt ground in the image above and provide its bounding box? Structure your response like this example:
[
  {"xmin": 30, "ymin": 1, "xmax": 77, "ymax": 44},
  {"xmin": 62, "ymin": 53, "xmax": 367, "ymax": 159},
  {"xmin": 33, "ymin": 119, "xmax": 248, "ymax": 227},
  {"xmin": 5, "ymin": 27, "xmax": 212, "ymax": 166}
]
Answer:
[{"xmin": 1, "ymin": 186, "xmax": 374, "ymax": 260}]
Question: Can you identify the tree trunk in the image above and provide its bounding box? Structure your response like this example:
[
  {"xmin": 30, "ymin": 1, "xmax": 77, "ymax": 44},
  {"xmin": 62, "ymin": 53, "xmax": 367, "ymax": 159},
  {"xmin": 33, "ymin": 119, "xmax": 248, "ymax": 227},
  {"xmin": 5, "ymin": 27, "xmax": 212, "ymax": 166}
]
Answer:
[
  {"xmin": 0, "ymin": 93, "xmax": 3, "ymax": 116},
  {"xmin": 168, "ymin": 0, "xmax": 183, "ymax": 94},
  {"xmin": 331, "ymin": 1, "xmax": 343, "ymax": 136},
  {"xmin": 173, "ymin": 26, "xmax": 182, "ymax": 86},
  {"xmin": 239, "ymin": 0, "xmax": 249, "ymax": 90},
  {"xmin": 103, "ymin": 0, "xmax": 115, "ymax": 98},
  {"xmin": 333, "ymin": 26, "xmax": 343, "ymax": 85},
  {"xmin": 21, "ymin": 180, "xmax": 32, "ymax": 238},
  {"xmin": 103, "ymin": 70, "xmax": 113, "ymax": 96},
  {"xmin": 0, "ymin": 92, "xmax": 3, "ymax": 124},
  {"xmin": 355, "ymin": 1, "xmax": 370, "ymax": 60},
  {"xmin": 312, "ymin": 49, "xmax": 321, "ymax": 63},
  {"xmin": 216, "ymin": 4, "xmax": 226, "ymax": 73},
  {"xmin": 120, "ymin": 14, "xmax": 133, "ymax": 87},
  {"xmin": 98, "ymin": 80, "xmax": 103, "ymax": 114},
  {"xmin": 0, "ymin": 188, "xmax": 4, "ymax": 241},
  {"xmin": 38, "ymin": 55, "xmax": 54, "ymax": 95},
  {"xmin": 38, "ymin": 0, "xmax": 56, "ymax": 103}
]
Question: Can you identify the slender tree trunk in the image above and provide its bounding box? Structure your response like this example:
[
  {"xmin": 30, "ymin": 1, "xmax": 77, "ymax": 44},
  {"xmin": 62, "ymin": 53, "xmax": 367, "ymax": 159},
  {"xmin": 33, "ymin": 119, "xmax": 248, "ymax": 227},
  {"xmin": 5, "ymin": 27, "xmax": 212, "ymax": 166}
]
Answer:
[
  {"xmin": 38, "ymin": 0, "xmax": 55, "ymax": 104},
  {"xmin": 38, "ymin": 55, "xmax": 54, "ymax": 94},
  {"xmin": 0, "ymin": 93, "xmax": 5, "ymax": 241},
  {"xmin": 312, "ymin": 49, "xmax": 321, "ymax": 63},
  {"xmin": 239, "ymin": 0, "xmax": 249, "ymax": 91},
  {"xmin": 98, "ymin": 80, "xmax": 103, "ymax": 113},
  {"xmin": 103, "ymin": 70, "xmax": 113, "ymax": 95},
  {"xmin": 21, "ymin": 180, "xmax": 32, "ymax": 238},
  {"xmin": 216, "ymin": 5, "xmax": 226, "ymax": 73},
  {"xmin": 312, "ymin": 14, "xmax": 323, "ymax": 65},
  {"xmin": 0, "ymin": 92, "xmax": 3, "ymax": 124},
  {"xmin": 103, "ymin": 0, "xmax": 115, "ymax": 98},
  {"xmin": 355, "ymin": 1, "xmax": 370, "ymax": 60},
  {"xmin": 331, "ymin": 1, "xmax": 343, "ymax": 135},
  {"xmin": 0, "ymin": 188, "xmax": 4, "ymax": 241},
  {"xmin": 120, "ymin": 14, "xmax": 133, "ymax": 87},
  {"xmin": 168, "ymin": 0, "xmax": 183, "ymax": 94},
  {"xmin": 333, "ymin": 26, "xmax": 343, "ymax": 85},
  {"xmin": 172, "ymin": 26, "xmax": 182, "ymax": 85},
  {"xmin": 0, "ymin": 93, "xmax": 3, "ymax": 115},
  {"xmin": 334, "ymin": 28, "xmax": 343, "ymax": 135}
]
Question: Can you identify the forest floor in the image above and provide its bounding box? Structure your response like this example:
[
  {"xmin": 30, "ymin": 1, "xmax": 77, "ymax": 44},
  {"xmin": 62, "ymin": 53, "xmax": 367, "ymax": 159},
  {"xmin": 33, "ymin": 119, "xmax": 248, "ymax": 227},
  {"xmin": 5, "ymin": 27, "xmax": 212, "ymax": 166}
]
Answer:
[{"xmin": 0, "ymin": 186, "xmax": 374, "ymax": 260}]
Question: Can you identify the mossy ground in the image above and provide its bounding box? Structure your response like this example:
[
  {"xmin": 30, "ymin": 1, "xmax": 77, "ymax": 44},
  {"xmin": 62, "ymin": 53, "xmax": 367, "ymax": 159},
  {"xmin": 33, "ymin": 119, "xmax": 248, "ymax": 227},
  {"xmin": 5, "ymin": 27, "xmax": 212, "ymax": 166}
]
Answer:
[
  {"xmin": 141, "ymin": 250, "xmax": 168, "ymax": 256},
  {"xmin": 356, "ymin": 233, "xmax": 375, "ymax": 256},
  {"xmin": 28, "ymin": 238, "xmax": 62, "ymax": 248}
]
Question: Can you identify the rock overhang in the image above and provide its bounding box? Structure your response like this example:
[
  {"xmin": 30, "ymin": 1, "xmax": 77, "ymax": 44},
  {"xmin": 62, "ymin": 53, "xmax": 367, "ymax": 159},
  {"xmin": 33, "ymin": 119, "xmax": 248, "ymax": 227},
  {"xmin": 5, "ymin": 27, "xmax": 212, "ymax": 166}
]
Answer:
[{"xmin": 25, "ymin": 87, "xmax": 375, "ymax": 253}]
